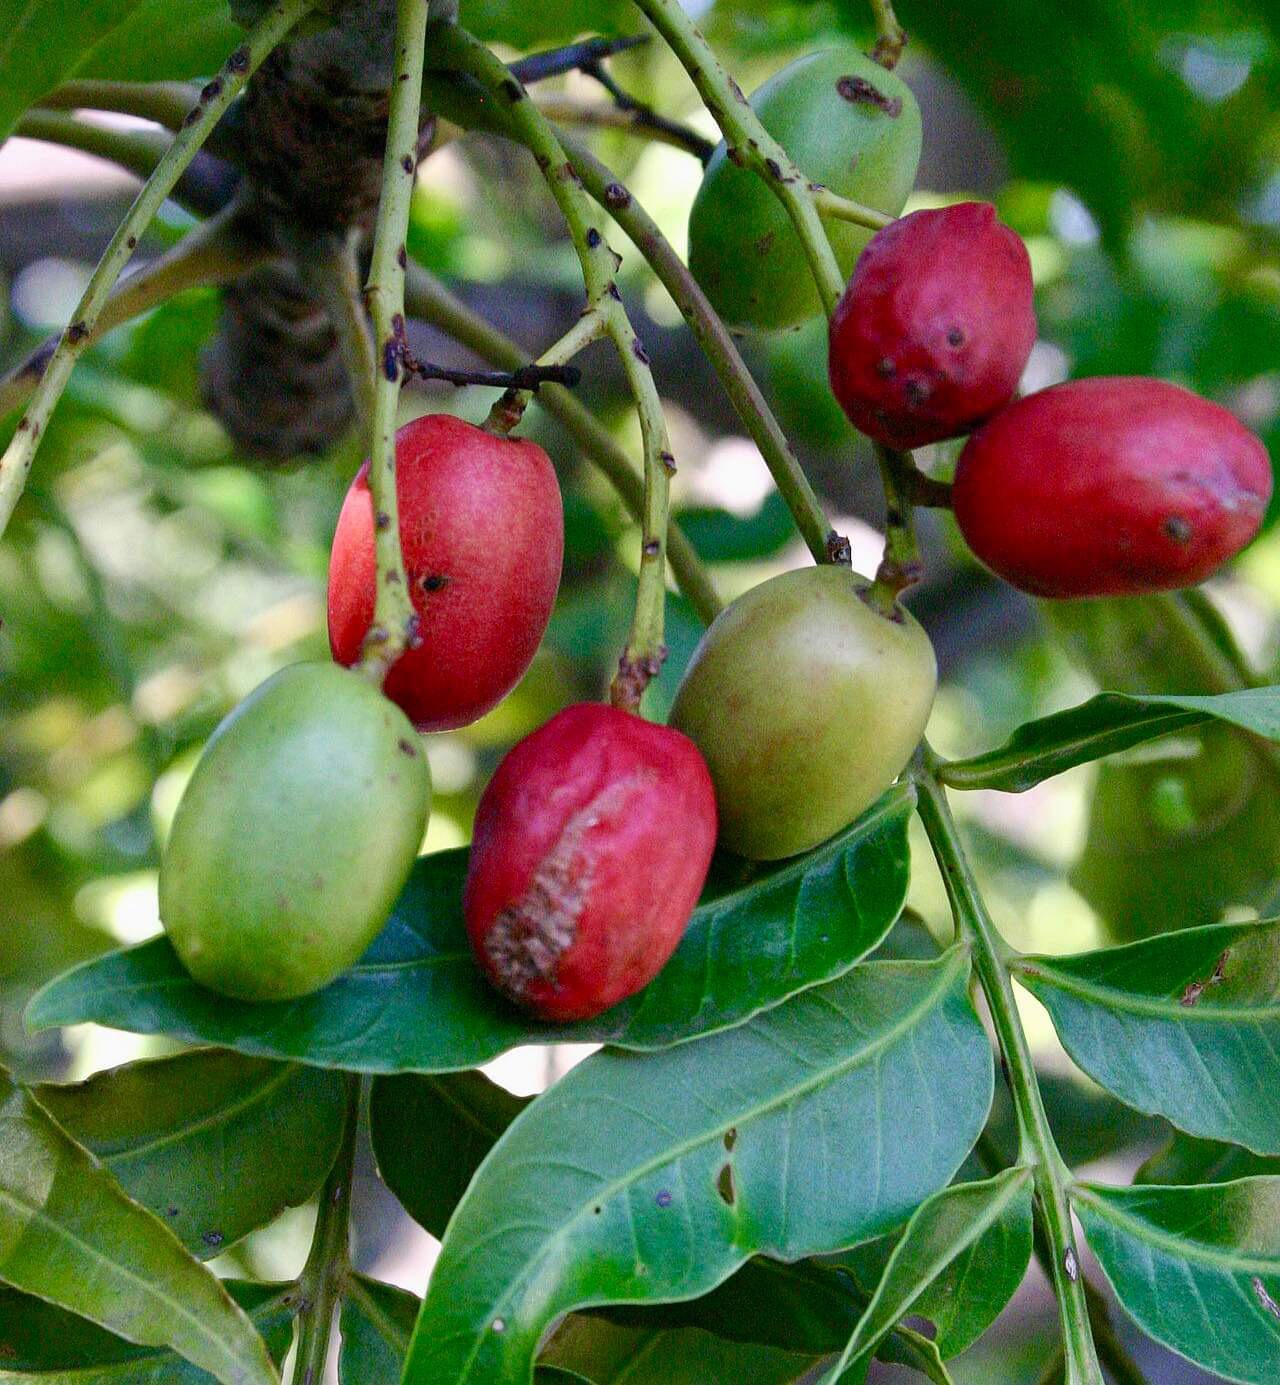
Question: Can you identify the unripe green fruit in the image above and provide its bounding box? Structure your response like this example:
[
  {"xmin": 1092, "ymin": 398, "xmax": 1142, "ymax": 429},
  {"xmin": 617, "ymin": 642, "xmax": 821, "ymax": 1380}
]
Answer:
[
  {"xmin": 160, "ymin": 663, "xmax": 431, "ymax": 1001},
  {"xmin": 669, "ymin": 566, "xmax": 936, "ymax": 860},
  {"xmin": 688, "ymin": 48, "xmax": 921, "ymax": 332}
]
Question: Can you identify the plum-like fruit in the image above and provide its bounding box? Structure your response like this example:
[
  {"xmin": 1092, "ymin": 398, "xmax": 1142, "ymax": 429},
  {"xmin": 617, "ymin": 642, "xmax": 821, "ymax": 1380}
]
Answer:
[
  {"xmin": 952, "ymin": 377, "xmax": 1273, "ymax": 598},
  {"xmin": 464, "ymin": 703, "xmax": 717, "ymax": 1022},
  {"xmin": 669, "ymin": 565, "xmax": 936, "ymax": 861},
  {"xmin": 829, "ymin": 202, "xmax": 1036, "ymax": 448},
  {"xmin": 160, "ymin": 663, "xmax": 431, "ymax": 1001},
  {"xmin": 328, "ymin": 413, "xmax": 564, "ymax": 731},
  {"xmin": 688, "ymin": 48, "xmax": 921, "ymax": 332}
]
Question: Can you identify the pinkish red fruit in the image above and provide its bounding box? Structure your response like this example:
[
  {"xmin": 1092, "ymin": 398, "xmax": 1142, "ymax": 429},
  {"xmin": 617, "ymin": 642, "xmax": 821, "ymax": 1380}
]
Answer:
[
  {"xmin": 328, "ymin": 414, "xmax": 563, "ymax": 732},
  {"xmin": 953, "ymin": 377, "xmax": 1273, "ymax": 598},
  {"xmin": 828, "ymin": 202, "xmax": 1036, "ymax": 449},
  {"xmin": 464, "ymin": 703, "xmax": 717, "ymax": 1022}
]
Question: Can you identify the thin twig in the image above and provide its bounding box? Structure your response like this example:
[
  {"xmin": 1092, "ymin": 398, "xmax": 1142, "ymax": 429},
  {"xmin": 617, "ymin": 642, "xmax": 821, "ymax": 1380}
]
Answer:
[
  {"xmin": 579, "ymin": 60, "xmax": 715, "ymax": 162},
  {"xmin": 535, "ymin": 97, "xmax": 712, "ymax": 158},
  {"xmin": 510, "ymin": 35, "xmax": 649, "ymax": 86}
]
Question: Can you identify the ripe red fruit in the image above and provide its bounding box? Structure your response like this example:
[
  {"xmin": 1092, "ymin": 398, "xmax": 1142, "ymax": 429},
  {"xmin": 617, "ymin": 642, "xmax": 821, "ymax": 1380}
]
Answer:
[
  {"xmin": 464, "ymin": 703, "xmax": 717, "ymax": 1022},
  {"xmin": 829, "ymin": 202, "xmax": 1036, "ymax": 449},
  {"xmin": 328, "ymin": 414, "xmax": 564, "ymax": 731},
  {"xmin": 953, "ymin": 377, "xmax": 1273, "ymax": 598}
]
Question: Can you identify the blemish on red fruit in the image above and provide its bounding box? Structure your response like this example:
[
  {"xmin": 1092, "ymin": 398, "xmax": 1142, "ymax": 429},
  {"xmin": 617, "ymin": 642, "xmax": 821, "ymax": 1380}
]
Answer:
[
  {"xmin": 953, "ymin": 377, "xmax": 1273, "ymax": 598},
  {"xmin": 328, "ymin": 414, "xmax": 563, "ymax": 731},
  {"xmin": 464, "ymin": 704, "xmax": 717, "ymax": 1022},
  {"xmin": 829, "ymin": 202, "xmax": 1036, "ymax": 448}
]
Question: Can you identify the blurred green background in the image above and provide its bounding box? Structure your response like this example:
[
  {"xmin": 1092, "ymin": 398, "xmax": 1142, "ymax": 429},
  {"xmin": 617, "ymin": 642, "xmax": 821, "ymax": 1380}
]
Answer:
[{"xmin": 1, "ymin": 1, "xmax": 1278, "ymax": 1378}]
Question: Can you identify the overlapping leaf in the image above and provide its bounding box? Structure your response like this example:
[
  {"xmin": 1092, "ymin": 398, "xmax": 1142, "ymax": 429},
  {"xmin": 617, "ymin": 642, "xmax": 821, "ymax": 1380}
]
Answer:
[
  {"xmin": 29, "ymin": 786, "xmax": 913, "ymax": 1071},
  {"xmin": 37, "ymin": 1051, "xmax": 346, "ymax": 1258},
  {"xmin": 821, "ymin": 1168, "xmax": 1033, "ymax": 1380},
  {"xmin": 940, "ymin": 687, "xmax": 1280, "ymax": 792},
  {"xmin": 1075, "ymin": 1179, "xmax": 1280, "ymax": 1384},
  {"xmin": 0, "ymin": 1074, "xmax": 276, "ymax": 1385},
  {"xmin": 1014, "ymin": 920, "xmax": 1280, "ymax": 1152},
  {"xmin": 401, "ymin": 949, "xmax": 992, "ymax": 1382},
  {"xmin": 1138, "ymin": 1133, "xmax": 1280, "ymax": 1186},
  {"xmin": 0, "ymin": 1280, "xmax": 296, "ymax": 1382},
  {"xmin": 339, "ymin": 1276, "xmax": 420, "ymax": 1385}
]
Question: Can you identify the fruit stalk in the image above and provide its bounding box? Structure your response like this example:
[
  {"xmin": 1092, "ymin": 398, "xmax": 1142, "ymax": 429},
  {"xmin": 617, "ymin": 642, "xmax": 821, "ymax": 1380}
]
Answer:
[
  {"xmin": 867, "ymin": 444, "xmax": 924, "ymax": 612},
  {"xmin": 360, "ymin": 0, "xmax": 433, "ymax": 679},
  {"xmin": 812, "ymin": 186, "xmax": 893, "ymax": 231},
  {"xmin": 562, "ymin": 135, "xmax": 839, "ymax": 566},
  {"xmin": 482, "ymin": 309, "xmax": 606, "ymax": 436},
  {"xmin": 914, "ymin": 760, "xmax": 1105, "ymax": 1385},
  {"xmin": 868, "ymin": 0, "xmax": 909, "ymax": 69},
  {"xmin": 0, "ymin": 0, "xmax": 314, "ymax": 542},
  {"xmin": 401, "ymin": 261, "xmax": 722, "ymax": 625},
  {"xmin": 431, "ymin": 23, "xmax": 677, "ymax": 709},
  {"xmin": 291, "ymin": 1074, "xmax": 360, "ymax": 1385},
  {"xmin": 629, "ymin": 0, "xmax": 846, "ymax": 314}
]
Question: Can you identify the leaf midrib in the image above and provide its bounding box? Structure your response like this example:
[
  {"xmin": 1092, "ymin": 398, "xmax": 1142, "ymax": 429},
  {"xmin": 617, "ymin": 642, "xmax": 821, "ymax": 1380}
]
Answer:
[{"xmin": 440, "ymin": 948, "xmax": 973, "ymax": 1379}]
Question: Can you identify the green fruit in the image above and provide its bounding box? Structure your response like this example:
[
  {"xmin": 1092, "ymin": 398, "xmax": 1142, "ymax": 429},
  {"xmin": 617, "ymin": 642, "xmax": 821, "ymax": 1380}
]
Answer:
[
  {"xmin": 159, "ymin": 662, "xmax": 431, "ymax": 1001},
  {"xmin": 688, "ymin": 48, "xmax": 922, "ymax": 332},
  {"xmin": 669, "ymin": 566, "xmax": 936, "ymax": 860}
]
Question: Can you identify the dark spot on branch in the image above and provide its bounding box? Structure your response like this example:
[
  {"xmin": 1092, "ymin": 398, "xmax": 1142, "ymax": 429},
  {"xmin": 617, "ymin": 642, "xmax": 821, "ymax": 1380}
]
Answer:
[
  {"xmin": 200, "ymin": 78, "xmax": 224, "ymax": 104},
  {"xmin": 604, "ymin": 182, "xmax": 631, "ymax": 209},
  {"xmin": 586, "ymin": 227, "xmax": 602, "ymax": 249},
  {"xmin": 385, "ymin": 569, "xmax": 401, "ymax": 584},
  {"xmin": 1063, "ymin": 1247, "xmax": 1078, "ymax": 1281},
  {"xmin": 765, "ymin": 157, "xmax": 784, "ymax": 180},
  {"xmin": 642, "ymin": 539, "xmax": 660, "ymax": 557},
  {"xmin": 836, "ymin": 75, "xmax": 902, "ymax": 116},
  {"xmin": 383, "ymin": 338, "xmax": 401, "ymax": 380},
  {"xmin": 402, "ymin": 155, "xmax": 415, "ymax": 175},
  {"xmin": 375, "ymin": 511, "xmax": 391, "ymax": 531},
  {"xmin": 398, "ymin": 245, "xmax": 407, "ymax": 269},
  {"xmin": 827, "ymin": 530, "xmax": 853, "ymax": 566},
  {"xmin": 717, "ymin": 1163, "xmax": 736, "ymax": 1205},
  {"xmin": 535, "ymin": 153, "xmax": 551, "ymax": 173},
  {"xmin": 182, "ymin": 107, "xmax": 201, "ymax": 128},
  {"xmin": 227, "ymin": 46, "xmax": 251, "ymax": 75},
  {"xmin": 66, "ymin": 321, "xmax": 88, "ymax": 345},
  {"xmin": 631, "ymin": 339, "xmax": 650, "ymax": 365},
  {"xmin": 126, "ymin": 236, "xmax": 138, "ymax": 250},
  {"xmin": 501, "ymin": 78, "xmax": 525, "ymax": 103},
  {"xmin": 660, "ymin": 450, "xmax": 677, "ymax": 476}
]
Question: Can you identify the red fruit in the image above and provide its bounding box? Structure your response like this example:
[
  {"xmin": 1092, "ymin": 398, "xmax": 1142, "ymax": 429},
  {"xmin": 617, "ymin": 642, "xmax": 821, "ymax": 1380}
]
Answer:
[
  {"xmin": 464, "ymin": 703, "xmax": 717, "ymax": 1022},
  {"xmin": 328, "ymin": 414, "xmax": 563, "ymax": 731},
  {"xmin": 953, "ymin": 377, "xmax": 1273, "ymax": 599},
  {"xmin": 828, "ymin": 202, "xmax": 1036, "ymax": 449}
]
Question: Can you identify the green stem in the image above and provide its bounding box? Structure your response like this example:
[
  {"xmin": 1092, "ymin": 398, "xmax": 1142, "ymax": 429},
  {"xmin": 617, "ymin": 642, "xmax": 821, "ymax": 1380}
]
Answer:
[
  {"xmin": 358, "ymin": 0, "xmax": 431, "ymax": 680},
  {"xmin": 562, "ymin": 134, "xmax": 836, "ymax": 567},
  {"xmin": 628, "ymin": 0, "xmax": 845, "ymax": 314},
  {"xmin": 865, "ymin": 444, "xmax": 923, "ymax": 614},
  {"xmin": 812, "ymin": 186, "xmax": 892, "ymax": 231},
  {"xmin": 401, "ymin": 261, "xmax": 720, "ymax": 625},
  {"xmin": 914, "ymin": 759, "xmax": 1104, "ymax": 1385},
  {"xmin": 37, "ymin": 78, "xmax": 201, "ymax": 132},
  {"xmin": 0, "ymin": 0, "xmax": 312, "ymax": 542},
  {"xmin": 867, "ymin": 0, "xmax": 909, "ymax": 68},
  {"xmin": 0, "ymin": 205, "xmax": 273, "ymax": 422},
  {"xmin": 482, "ymin": 309, "xmax": 607, "ymax": 435},
  {"xmin": 294, "ymin": 228, "xmax": 379, "ymax": 440},
  {"xmin": 291, "ymin": 1075, "xmax": 360, "ymax": 1385},
  {"xmin": 432, "ymin": 23, "xmax": 676, "ymax": 711}
]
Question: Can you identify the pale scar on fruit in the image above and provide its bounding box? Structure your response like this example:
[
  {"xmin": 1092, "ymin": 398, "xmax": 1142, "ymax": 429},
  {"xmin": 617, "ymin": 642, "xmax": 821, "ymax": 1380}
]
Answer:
[{"xmin": 484, "ymin": 770, "xmax": 656, "ymax": 996}]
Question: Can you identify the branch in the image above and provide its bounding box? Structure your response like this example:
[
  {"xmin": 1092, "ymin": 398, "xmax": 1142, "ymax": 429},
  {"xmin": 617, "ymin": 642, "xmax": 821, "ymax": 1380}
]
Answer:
[
  {"xmin": 291, "ymin": 1075, "xmax": 360, "ymax": 1385},
  {"xmin": 562, "ymin": 133, "xmax": 837, "ymax": 566},
  {"xmin": 402, "ymin": 260, "xmax": 721, "ymax": 627},
  {"xmin": 534, "ymin": 97, "xmax": 712, "ymax": 159},
  {"xmin": 510, "ymin": 35, "xmax": 649, "ymax": 86},
  {"xmin": 0, "ymin": 203, "xmax": 276, "ymax": 422},
  {"xmin": 915, "ymin": 762, "xmax": 1105, "ymax": 1385},
  {"xmin": 13, "ymin": 109, "xmax": 241, "ymax": 216},
  {"xmin": 0, "ymin": 0, "xmax": 314, "ymax": 541},
  {"xmin": 358, "ymin": 0, "xmax": 432, "ymax": 679},
  {"xmin": 431, "ymin": 23, "xmax": 677, "ymax": 710},
  {"xmin": 578, "ymin": 59, "xmax": 715, "ymax": 163}
]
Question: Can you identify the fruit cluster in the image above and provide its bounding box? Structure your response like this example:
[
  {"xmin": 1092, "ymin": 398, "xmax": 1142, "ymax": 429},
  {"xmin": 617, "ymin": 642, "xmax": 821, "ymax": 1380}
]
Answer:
[{"xmin": 158, "ymin": 44, "xmax": 1273, "ymax": 1026}]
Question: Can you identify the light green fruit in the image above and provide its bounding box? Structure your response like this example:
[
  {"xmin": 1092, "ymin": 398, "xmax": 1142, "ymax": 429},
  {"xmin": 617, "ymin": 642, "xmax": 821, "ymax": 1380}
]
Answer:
[
  {"xmin": 669, "ymin": 566, "xmax": 936, "ymax": 860},
  {"xmin": 688, "ymin": 47, "xmax": 922, "ymax": 332},
  {"xmin": 160, "ymin": 662, "xmax": 431, "ymax": 1001}
]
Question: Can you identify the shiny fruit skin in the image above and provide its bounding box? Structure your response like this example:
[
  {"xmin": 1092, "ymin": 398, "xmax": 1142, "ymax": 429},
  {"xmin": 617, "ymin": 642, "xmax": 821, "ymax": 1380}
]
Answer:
[
  {"xmin": 688, "ymin": 48, "xmax": 921, "ymax": 332},
  {"xmin": 464, "ymin": 703, "xmax": 717, "ymax": 1022},
  {"xmin": 829, "ymin": 202, "xmax": 1036, "ymax": 448},
  {"xmin": 953, "ymin": 377, "xmax": 1273, "ymax": 598},
  {"xmin": 328, "ymin": 413, "xmax": 564, "ymax": 731},
  {"xmin": 160, "ymin": 663, "xmax": 431, "ymax": 1001},
  {"xmin": 669, "ymin": 565, "xmax": 937, "ymax": 861}
]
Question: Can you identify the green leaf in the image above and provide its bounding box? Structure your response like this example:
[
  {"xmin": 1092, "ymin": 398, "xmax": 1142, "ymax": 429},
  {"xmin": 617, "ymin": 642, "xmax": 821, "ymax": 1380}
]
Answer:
[
  {"xmin": 873, "ymin": 1327, "xmax": 953, "ymax": 1384},
  {"xmin": 1074, "ymin": 1179, "xmax": 1280, "ymax": 1385},
  {"xmin": 36, "ymin": 1050, "xmax": 346, "ymax": 1258},
  {"xmin": 460, "ymin": 0, "xmax": 628, "ymax": 45},
  {"xmin": 0, "ymin": 1074, "xmax": 277, "ymax": 1385},
  {"xmin": 29, "ymin": 786, "xmax": 914, "ymax": 1072},
  {"xmin": 370, "ymin": 1071, "xmax": 528, "ymax": 1239},
  {"xmin": 540, "ymin": 1317, "xmax": 818, "ymax": 1385},
  {"xmin": 0, "ymin": 1280, "xmax": 296, "ymax": 1381},
  {"xmin": 401, "ymin": 949, "xmax": 992, "ymax": 1382},
  {"xmin": 1137, "ymin": 1133, "xmax": 1280, "ymax": 1186},
  {"xmin": 0, "ymin": 1, "xmax": 149, "ymax": 142},
  {"xmin": 821, "ymin": 1168, "xmax": 1033, "ymax": 1380},
  {"xmin": 73, "ymin": 0, "xmax": 241, "ymax": 82},
  {"xmin": 939, "ymin": 687, "xmax": 1280, "ymax": 792},
  {"xmin": 339, "ymin": 1275, "xmax": 419, "ymax": 1384},
  {"xmin": 1014, "ymin": 920, "xmax": 1280, "ymax": 1153},
  {"xmin": 674, "ymin": 493, "xmax": 795, "ymax": 564}
]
